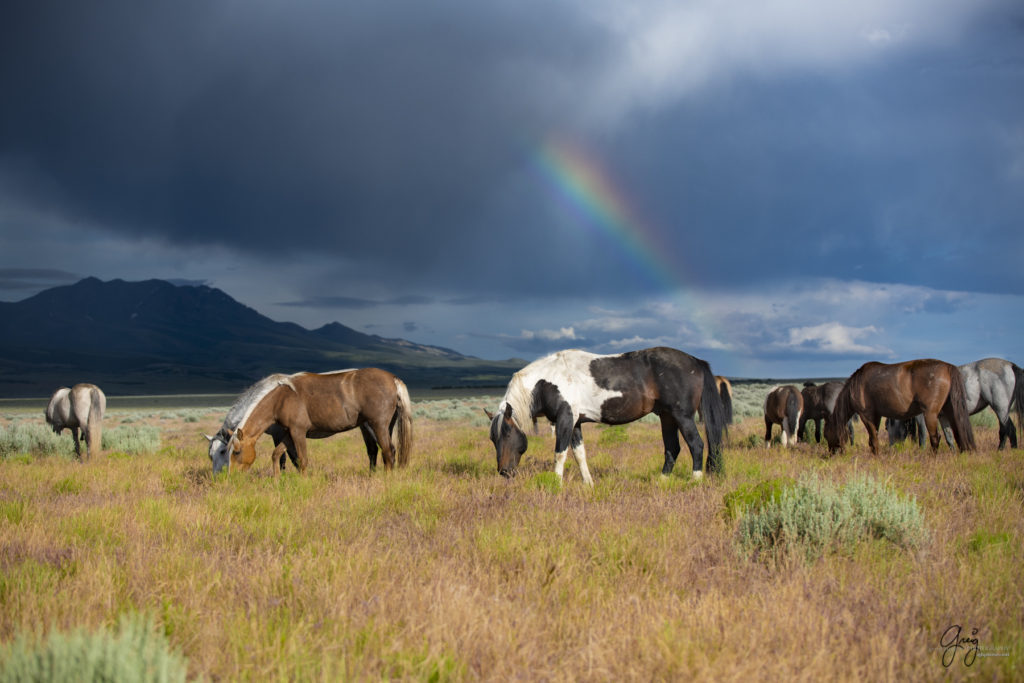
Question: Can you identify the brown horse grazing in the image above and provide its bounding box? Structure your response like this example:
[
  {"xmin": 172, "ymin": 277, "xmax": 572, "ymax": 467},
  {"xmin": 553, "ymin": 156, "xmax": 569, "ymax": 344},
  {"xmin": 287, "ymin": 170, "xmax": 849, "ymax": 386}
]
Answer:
[
  {"xmin": 798, "ymin": 381, "xmax": 854, "ymax": 445},
  {"xmin": 825, "ymin": 359, "xmax": 976, "ymax": 455},
  {"xmin": 206, "ymin": 368, "xmax": 413, "ymax": 474},
  {"xmin": 764, "ymin": 385, "xmax": 803, "ymax": 448}
]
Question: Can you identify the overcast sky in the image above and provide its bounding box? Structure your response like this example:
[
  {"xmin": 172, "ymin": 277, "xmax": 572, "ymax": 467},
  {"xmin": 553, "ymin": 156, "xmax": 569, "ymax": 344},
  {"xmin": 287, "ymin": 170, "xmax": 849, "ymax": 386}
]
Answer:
[{"xmin": 1, "ymin": 1, "xmax": 1022, "ymax": 377}]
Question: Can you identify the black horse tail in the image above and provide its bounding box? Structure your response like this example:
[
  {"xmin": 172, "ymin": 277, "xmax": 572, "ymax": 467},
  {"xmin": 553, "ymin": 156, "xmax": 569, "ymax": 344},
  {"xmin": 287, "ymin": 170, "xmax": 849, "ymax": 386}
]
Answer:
[
  {"xmin": 392, "ymin": 378, "xmax": 414, "ymax": 466},
  {"xmin": 1012, "ymin": 363, "xmax": 1024, "ymax": 441},
  {"xmin": 785, "ymin": 389, "xmax": 801, "ymax": 439},
  {"xmin": 699, "ymin": 364, "xmax": 726, "ymax": 474},
  {"xmin": 945, "ymin": 365, "xmax": 976, "ymax": 452},
  {"xmin": 719, "ymin": 380, "xmax": 734, "ymax": 426}
]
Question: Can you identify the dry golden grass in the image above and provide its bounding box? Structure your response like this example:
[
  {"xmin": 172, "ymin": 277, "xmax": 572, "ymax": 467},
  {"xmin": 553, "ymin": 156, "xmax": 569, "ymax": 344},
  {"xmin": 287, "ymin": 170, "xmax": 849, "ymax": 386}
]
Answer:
[{"xmin": 1, "ymin": 404, "xmax": 1022, "ymax": 680}]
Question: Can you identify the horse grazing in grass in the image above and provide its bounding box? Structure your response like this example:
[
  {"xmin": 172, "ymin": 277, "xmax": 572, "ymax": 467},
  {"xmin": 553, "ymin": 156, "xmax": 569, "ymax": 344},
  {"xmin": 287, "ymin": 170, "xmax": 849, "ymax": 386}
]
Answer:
[
  {"xmin": 798, "ymin": 381, "xmax": 854, "ymax": 445},
  {"xmin": 45, "ymin": 383, "xmax": 106, "ymax": 460},
  {"xmin": 887, "ymin": 357, "xmax": 1024, "ymax": 450},
  {"xmin": 207, "ymin": 368, "xmax": 413, "ymax": 474},
  {"xmin": 486, "ymin": 347, "xmax": 725, "ymax": 485},
  {"xmin": 763, "ymin": 385, "xmax": 803, "ymax": 448},
  {"xmin": 825, "ymin": 359, "xmax": 975, "ymax": 455}
]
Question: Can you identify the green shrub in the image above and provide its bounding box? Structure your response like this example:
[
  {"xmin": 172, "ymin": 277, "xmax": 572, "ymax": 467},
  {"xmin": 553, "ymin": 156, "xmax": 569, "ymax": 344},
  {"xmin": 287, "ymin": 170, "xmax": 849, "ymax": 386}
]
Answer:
[
  {"xmin": 723, "ymin": 477, "xmax": 796, "ymax": 521},
  {"xmin": 598, "ymin": 425, "xmax": 629, "ymax": 445},
  {"xmin": 0, "ymin": 612, "xmax": 190, "ymax": 683},
  {"xmin": 102, "ymin": 425, "xmax": 161, "ymax": 455},
  {"xmin": 0, "ymin": 422, "xmax": 67, "ymax": 459},
  {"xmin": 529, "ymin": 471, "xmax": 563, "ymax": 494},
  {"xmin": 735, "ymin": 474, "xmax": 927, "ymax": 562}
]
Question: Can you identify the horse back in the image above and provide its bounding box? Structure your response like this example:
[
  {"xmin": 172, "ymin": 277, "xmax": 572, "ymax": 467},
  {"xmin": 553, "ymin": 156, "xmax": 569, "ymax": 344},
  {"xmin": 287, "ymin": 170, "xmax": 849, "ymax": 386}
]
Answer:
[
  {"xmin": 288, "ymin": 368, "xmax": 400, "ymax": 429},
  {"xmin": 851, "ymin": 359, "xmax": 953, "ymax": 417}
]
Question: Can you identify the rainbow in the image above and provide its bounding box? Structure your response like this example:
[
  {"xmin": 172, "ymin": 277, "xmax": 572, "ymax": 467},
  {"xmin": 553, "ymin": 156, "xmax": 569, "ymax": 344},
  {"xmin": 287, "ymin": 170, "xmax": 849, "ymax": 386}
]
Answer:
[{"xmin": 533, "ymin": 137, "xmax": 679, "ymax": 291}]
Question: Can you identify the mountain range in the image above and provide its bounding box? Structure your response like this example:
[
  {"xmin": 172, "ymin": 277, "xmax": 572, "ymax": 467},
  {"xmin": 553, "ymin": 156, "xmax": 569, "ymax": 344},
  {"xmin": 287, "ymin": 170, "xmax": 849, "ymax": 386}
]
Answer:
[{"xmin": 0, "ymin": 278, "xmax": 523, "ymax": 397}]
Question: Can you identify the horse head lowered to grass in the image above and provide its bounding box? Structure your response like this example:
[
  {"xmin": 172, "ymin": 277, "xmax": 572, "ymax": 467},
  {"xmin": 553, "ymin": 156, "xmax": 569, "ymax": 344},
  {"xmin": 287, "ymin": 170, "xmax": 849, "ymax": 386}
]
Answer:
[
  {"xmin": 207, "ymin": 368, "xmax": 413, "ymax": 474},
  {"xmin": 485, "ymin": 346, "xmax": 726, "ymax": 485}
]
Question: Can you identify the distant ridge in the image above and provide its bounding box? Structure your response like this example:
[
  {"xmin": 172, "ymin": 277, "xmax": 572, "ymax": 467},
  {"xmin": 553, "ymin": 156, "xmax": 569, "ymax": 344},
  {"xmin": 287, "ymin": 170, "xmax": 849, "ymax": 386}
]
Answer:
[{"xmin": 0, "ymin": 277, "xmax": 522, "ymax": 397}]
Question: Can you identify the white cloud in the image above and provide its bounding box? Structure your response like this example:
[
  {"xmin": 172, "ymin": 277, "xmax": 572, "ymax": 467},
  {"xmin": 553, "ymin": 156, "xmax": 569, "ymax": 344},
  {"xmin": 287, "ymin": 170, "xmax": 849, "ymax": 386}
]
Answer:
[
  {"xmin": 785, "ymin": 322, "xmax": 892, "ymax": 355},
  {"xmin": 570, "ymin": 0, "xmax": 995, "ymax": 127},
  {"xmin": 518, "ymin": 326, "xmax": 579, "ymax": 341}
]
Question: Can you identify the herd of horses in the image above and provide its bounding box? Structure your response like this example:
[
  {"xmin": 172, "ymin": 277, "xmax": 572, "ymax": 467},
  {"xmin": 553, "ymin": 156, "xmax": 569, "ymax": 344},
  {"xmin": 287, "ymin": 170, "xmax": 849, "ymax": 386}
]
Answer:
[{"xmin": 42, "ymin": 348, "xmax": 1024, "ymax": 485}]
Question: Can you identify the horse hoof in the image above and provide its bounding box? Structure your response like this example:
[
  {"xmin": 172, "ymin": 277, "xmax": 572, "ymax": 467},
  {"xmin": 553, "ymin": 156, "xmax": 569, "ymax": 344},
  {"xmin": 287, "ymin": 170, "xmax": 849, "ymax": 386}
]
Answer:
[{"xmin": 692, "ymin": 470, "xmax": 703, "ymax": 481}]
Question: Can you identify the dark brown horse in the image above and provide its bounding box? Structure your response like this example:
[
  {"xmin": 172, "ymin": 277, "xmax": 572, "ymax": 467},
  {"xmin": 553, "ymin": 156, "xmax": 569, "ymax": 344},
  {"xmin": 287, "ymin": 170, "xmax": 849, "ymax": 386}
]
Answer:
[
  {"xmin": 798, "ymin": 381, "xmax": 853, "ymax": 445},
  {"xmin": 825, "ymin": 359, "xmax": 975, "ymax": 455},
  {"xmin": 206, "ymin": 368, "xmax": 413, "ymax": 474},
  {"xmin": 763, "ymin": 385, "xmax": 803, "ymax": 448}
]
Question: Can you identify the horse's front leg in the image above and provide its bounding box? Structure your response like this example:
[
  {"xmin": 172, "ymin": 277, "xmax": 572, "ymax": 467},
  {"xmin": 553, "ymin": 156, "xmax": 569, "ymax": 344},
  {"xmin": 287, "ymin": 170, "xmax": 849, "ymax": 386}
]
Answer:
[
  {"xmin": 922, "ymin": 412, "xmax": 941, "ymax": 452},
  {"xmin": 763, "ymin": 417, "xmax": 773, "ymax": 448},
  {"xmin": 862, "ymin": 414, "xmax": 881, "ymax": 455},
  {"xmin": 569, "ymin": 426, "xmax": 594, "ymax": 487},
  {"xmin": 814, "ymin": 418, "xmax": 823, "ymax": 444},
  {"xmin": 288, "ymin": 428, "xmax": 310, "ymax": 472},
  {"xmin": 359, "ymin": 423, "xmax": 380, "ymax": 469}
]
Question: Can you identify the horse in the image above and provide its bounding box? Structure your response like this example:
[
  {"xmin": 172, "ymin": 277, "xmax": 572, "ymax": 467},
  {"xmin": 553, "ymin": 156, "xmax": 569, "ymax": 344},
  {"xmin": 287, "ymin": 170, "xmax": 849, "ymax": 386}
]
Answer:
[
  {"xmin": 206, "ymin": 368, "xmax": 413, "ymax": 474},
  {"xmin": 763, "ymin": 385, "xmax": 803, "ymax": 448},
  {"xmin": 886, "ymin": 357, "xmax": 1024, "ymax": 450},
  {"xmin": 45, "ymin": 383, "xmax": 106, "ymax": 460},
  {"xmin": 825, "ymin": 359, "xmax": 976, "ymax": 455},
  {"xmin": 798, "ymin": 381, "xmax": 854, "ymax": 445},
  {"xmin": 485, "ymin": 347, "xmax": 725, "ymax": 485}
]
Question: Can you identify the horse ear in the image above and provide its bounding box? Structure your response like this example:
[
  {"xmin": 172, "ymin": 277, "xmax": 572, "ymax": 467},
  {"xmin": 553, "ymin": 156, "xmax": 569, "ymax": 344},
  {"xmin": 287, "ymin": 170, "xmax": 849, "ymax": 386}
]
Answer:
[
  {"xmin": 203, "ymin": 433, "xmax": 214, "ymax": 443},
  {"xmin": 483, "ymin": 408, "xmax": 494, "ymax": 420},
  {"xmin": 235, "ymin": 427, "xmax": 245, "ymax": 441},
  {"xmin": 503, "ymin": 403, "xmax": 513, "ymax": 420}
]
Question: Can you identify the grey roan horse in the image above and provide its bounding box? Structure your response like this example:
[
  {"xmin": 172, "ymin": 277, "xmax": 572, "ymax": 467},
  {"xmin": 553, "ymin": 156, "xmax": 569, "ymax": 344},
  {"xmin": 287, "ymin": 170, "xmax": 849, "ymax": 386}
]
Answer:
[
  {"xmin": 888, "ymin": 358, "xmax": 1024, "ymax": 450},
  {"xmin": 45, "ymin": 384, "xmax": 106, "ymax": 460}
]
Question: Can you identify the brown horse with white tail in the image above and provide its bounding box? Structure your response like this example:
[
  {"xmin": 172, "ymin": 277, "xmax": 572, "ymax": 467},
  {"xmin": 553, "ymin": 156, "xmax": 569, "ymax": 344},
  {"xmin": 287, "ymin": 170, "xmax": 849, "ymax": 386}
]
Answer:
[
  {"xmin": 207, "ymin": 368, "xmax": 413, "ymax": 474},
  {"xmin": 825, "ymin": 359, "xmax": 975, "ymax": 455}
]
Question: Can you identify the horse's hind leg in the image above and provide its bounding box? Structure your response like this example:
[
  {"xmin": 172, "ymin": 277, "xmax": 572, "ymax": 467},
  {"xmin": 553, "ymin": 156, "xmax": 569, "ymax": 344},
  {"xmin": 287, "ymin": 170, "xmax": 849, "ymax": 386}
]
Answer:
[
  {"xmin": 923, "ymin": 412, "xmax": 942, "ymax": 452},
  {"xmin": 659, "ymin": 414, "xmax": 682, "ymax": 475},
  {"xmin": 569, "ymin": 426, "xmax": 594, "ymax": 487},
  {"xmin": 675, "ymin": 412, "xmax": 705, "ymax": 478},
  {"xmin": 763, "ymin": 418, "xmax": 773, "ymax": 449},
  {"xmin": 70, "ymin": 426, "xmax": 82, "ymax": 459},
  {"xmin": 368, "ymin": 419, "xmax": 395, "ymax": 469},
  {"xmin": 360, "ymin": 423, "xmax": 380, "ymax": 469}
]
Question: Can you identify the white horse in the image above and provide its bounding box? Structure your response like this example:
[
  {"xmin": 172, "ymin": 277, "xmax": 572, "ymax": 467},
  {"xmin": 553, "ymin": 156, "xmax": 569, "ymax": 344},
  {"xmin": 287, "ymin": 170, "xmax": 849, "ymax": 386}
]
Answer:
[{"xmin": 45, "ymin": 384, "xmax": 106, "ymax": 459}]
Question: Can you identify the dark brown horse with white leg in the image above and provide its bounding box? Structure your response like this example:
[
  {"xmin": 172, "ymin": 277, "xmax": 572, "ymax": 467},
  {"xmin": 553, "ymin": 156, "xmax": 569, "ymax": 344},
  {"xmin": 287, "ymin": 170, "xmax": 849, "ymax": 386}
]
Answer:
[
  {"xmin": 825, "ymin": 359, "xmax": 975, "ymax": 455},
  {"xmin": 206, "ymin": 368, "xmax": 413, "ymax": 474}
]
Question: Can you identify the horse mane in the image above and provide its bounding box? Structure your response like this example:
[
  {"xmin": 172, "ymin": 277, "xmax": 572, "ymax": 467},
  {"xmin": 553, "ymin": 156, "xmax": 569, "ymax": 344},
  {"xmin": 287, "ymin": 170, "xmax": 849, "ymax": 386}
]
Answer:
[
  {"xmin": 826, "ymin": 375, "xmax": 857, "ymax": 446},
  {"xmin": 500, "ymin": 371, "xmax": 535, "ymax": 433},
  {"xmin": 222, "ymin": 373, "xmax": 298, "ymax": 435}
]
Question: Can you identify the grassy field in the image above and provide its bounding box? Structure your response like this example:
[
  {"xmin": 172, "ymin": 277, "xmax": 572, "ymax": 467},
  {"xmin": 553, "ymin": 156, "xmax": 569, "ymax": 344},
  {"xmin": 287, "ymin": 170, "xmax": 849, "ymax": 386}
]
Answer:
[{"xmin": 0, "ymin": 391, "xmax": 1021, "ymax": 680}]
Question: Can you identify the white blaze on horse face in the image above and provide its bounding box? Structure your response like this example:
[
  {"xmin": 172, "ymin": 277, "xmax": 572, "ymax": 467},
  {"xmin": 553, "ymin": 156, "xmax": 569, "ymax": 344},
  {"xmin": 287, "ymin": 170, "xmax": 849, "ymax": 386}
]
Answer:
[{"xmin": 209, "ymin": 436, "xmax": 231, "ymax": 473}]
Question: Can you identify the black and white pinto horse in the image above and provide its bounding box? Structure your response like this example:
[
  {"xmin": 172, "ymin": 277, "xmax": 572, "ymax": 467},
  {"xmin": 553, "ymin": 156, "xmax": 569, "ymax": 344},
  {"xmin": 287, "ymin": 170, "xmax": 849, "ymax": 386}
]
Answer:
[
  {"xmin": 45, "ymin": 383, "xmax": 106, "ymax": 460},
  {"xmin": 486, "ymin": 347, "xmax": 726, "ymax": 485},
  {"xmin": 888, "ymin": 357, "xmax": 1024, "ymax": 450}
]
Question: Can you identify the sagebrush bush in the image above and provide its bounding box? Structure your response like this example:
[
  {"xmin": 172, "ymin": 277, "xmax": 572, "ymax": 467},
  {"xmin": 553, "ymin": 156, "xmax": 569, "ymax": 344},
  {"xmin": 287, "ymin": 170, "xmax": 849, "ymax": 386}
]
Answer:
[
  {"xmin": 0, "ymin": 422, "xmax": 66, "ymax": 459},
  {"xmin": 102, "ymin": 425, "xmax": 161, "ymax": 454},
  {"xmin": 734, "ymin": 474, "xmax": 927, "ymax": 562},
  {"xmin": 0, "ymin": 612, "xmax": 190, "ymax": 683}
]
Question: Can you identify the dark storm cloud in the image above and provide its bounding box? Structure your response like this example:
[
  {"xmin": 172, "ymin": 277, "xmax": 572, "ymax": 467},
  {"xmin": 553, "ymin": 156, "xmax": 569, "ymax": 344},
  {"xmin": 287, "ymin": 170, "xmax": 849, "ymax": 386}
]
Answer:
[
  {"xmin": 1, "ymin": 0, "xmax": 1022, "ymax": 308},
  {"xmin": 279, "ymin": 294, "xmax": 434, "ymax": 309},
  {"xmin": 0, "ymin": 268, "xmax": 81, "ymax": 292}
]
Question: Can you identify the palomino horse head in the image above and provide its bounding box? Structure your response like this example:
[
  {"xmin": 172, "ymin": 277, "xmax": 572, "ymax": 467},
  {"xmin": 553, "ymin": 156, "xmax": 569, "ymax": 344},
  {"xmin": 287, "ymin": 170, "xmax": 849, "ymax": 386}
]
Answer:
[
  {"xmin": 485, "ymin": 404, "xmax": 527, "ymax": 479},
  {"xmin": 206, "ymin": 427, "xmax": 258, "ymax": 473}
]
